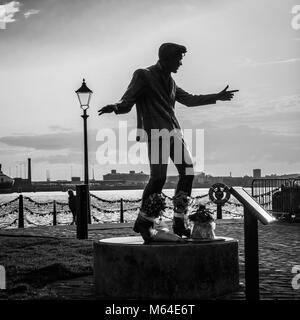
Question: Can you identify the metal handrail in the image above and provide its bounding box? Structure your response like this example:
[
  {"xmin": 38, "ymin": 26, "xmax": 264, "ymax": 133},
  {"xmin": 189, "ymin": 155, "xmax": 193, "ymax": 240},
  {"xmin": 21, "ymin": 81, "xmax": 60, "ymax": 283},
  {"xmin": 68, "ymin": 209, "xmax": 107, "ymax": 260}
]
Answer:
[{"xmin": 230, "ymin": 186, "xmax": 276, "ymax": 301}]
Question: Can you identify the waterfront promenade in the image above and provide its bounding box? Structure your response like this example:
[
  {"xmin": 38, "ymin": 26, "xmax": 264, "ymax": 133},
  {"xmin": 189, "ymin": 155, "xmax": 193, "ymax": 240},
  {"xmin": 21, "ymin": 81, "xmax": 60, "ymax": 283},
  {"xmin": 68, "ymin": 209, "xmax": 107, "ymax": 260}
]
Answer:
[{"xmin": 0, "ymin": 219, "xmax": 299, "ymax": 300}]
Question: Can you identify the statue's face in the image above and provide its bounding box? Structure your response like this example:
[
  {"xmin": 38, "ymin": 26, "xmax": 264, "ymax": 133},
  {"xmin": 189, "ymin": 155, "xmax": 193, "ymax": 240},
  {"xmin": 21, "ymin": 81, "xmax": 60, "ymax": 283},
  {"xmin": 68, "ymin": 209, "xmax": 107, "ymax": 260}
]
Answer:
[
  {"xmin": 169, "ymin": 57, "xmax": 183, "ymax": 73},
  {"xmin": 163, "ymin": 56, "xmax": 183, "ymax": 73}
]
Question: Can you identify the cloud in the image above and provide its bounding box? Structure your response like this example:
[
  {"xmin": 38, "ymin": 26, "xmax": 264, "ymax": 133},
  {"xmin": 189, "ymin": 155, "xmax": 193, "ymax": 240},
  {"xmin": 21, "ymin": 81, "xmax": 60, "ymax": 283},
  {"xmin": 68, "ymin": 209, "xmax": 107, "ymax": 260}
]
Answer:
[
  {"xmin": 24, "ymin": 9, "xmax": 40, "ymax": 19},
  {"xmin": 34, "ymin": 152, "xmax": 82, "ymax": 165},
  {"xmin": 204, "ymin": 125, "xmax": 300, "ymax": 166},
  {"xmin": 0, "ymin": 126, "xmax": 299, "ymax": 176},
  {"xmin": 239, "ymin": 57, "xmax": 300, "ymax": 67},
  {"xmin": 177, "ymin": 93, "xmax": 300, "ymax": 136},
  {"xmin": 223, "ymin": 95, "xmax": 300, "ymax": 135},
  {"xmin": 0, "ymin": 130, "xmax": 102, "ymax": 165},
  {"xmin": 48, "ymin": 125, "xmax": 73, "ymax": 132},
  {"xmin": 0, "ymin": 132, "xmax": 83, "ymax": 151},
  {"xmin": 0, "ymin": 2, "xmax": 40, "ymax": 29},
  {"xmin": 0, "ymin": 1, "xmax": 20, "ymax": 29}
]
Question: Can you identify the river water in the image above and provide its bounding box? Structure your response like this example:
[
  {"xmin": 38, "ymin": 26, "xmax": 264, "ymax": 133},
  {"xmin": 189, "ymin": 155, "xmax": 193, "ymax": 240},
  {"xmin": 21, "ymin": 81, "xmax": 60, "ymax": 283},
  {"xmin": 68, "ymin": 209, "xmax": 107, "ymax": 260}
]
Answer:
[{"xmin": 0, "ymin": 188, "xmax": 211, "ymax": 202}]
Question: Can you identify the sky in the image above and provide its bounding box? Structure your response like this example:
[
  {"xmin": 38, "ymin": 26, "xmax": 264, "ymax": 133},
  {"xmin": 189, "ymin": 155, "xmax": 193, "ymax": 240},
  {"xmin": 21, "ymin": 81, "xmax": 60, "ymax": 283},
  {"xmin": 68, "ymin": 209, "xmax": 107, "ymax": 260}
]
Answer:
[{"xmin": 0, "ymin": 0, "xmax": 299, "ymax": 181}]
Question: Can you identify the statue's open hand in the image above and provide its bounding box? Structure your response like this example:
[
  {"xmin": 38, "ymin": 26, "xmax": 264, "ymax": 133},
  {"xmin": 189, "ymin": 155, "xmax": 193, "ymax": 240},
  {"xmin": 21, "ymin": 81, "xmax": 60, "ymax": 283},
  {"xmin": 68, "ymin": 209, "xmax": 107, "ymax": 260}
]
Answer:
[
  {"xmin": 98, "ymin": 104, "xmax": 116, "ymax": 116},
  {"xmin": 217, "ymin": 85, "xmax": 239, "ymax": 101}
]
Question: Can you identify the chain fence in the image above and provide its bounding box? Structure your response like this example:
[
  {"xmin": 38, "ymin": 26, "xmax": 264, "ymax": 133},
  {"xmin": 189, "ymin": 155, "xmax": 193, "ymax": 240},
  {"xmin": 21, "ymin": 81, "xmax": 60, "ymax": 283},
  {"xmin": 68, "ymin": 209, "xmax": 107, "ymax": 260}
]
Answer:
[{"xmin": 0, "ymin": 191, "xmax": 246, "ymax": 229}]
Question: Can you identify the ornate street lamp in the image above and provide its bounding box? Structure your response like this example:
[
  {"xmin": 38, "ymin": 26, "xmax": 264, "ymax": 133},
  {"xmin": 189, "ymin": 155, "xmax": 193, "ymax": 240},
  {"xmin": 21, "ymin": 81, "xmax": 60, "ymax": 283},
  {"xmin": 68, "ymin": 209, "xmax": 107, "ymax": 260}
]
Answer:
[
  {"xmin": 75, "ymin": 78, "xmax": 93, "ymax": 223},
  {"xmin": 75, "ymin": 78, "xmax": 93, "ymax": 111}
]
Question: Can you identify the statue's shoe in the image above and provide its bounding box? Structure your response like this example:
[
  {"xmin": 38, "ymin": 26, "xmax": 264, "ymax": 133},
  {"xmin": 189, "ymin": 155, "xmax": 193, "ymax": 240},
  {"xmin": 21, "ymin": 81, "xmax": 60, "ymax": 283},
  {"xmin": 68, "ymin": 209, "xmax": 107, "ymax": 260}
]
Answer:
[
  {"xmin": 133, "ymin": 214, "xmax": 155, "ymax": 243},
  {"xmin": 172, "ymin": 217, "xmax": 191, "ymax": 238},
  {"xmin": 133, "ymin": 214, "xmax": 184, "ymax": 243}
]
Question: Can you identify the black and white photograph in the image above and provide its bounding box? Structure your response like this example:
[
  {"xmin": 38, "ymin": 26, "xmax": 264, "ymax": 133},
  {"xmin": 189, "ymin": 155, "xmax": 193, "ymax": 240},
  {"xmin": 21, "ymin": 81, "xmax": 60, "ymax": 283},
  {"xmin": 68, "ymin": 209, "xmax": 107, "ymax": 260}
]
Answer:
[{"xmin": 0, "ymin": 0, "xmax": 299, "ymax": 309}]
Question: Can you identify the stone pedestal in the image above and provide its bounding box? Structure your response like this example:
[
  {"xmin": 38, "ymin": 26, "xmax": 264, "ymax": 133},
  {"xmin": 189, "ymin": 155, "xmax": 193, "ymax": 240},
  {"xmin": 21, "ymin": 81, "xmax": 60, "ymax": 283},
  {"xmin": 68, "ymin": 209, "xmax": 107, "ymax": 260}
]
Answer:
[{"xmin": 94, "ymin": 236, "xmax": 239, "ymax": 299}]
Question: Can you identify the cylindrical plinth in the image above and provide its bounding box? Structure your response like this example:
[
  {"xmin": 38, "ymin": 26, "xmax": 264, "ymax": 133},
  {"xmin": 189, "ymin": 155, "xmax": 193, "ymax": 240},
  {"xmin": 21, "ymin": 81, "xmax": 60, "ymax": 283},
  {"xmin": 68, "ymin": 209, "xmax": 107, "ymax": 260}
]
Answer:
[{"xmin": 94, "ymin": 236, "xmax": 239, "ymax": 299}]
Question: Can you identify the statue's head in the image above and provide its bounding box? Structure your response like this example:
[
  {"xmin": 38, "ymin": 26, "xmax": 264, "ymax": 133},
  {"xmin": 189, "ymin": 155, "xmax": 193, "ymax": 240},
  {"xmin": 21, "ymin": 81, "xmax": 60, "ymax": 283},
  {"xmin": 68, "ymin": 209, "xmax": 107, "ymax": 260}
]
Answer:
[{"xmin": 158, "ymin": 43, "xmax": 187, "ymax": 73}]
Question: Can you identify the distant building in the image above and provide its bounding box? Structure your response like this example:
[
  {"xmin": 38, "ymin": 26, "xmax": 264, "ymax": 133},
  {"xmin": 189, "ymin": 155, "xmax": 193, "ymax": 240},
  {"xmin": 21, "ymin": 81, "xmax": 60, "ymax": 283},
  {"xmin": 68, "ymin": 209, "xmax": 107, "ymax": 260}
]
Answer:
[
  {"xmin": 46, "ymin": 170, "xmax": 51, "ymax": 182},
  {"xmin": 103, "ymin": 170, "xmax": 149, "ymax": 184},
  {"xmin": 253, "ymin": 169, "xmax": 261, "ymax": 179},
  {"xmin": 71, "ymin": 177, "xmax": 81, "ymax": 183},
  {"xmin": 195, "ymin": 172, "xmax": 206, "ymax": 184},
  {"xmin": 0, "ymin": 164, "xmax": 13, "ymax": 187},
  {"xmin": 166, "ymin": 175, "xmax": 178, "ymax": 183},
  {"xmin": 265, "ymin": 173, "xmax": 300, "ymax": 179},
  {"xmin": 12, "ymin": 177, "xmax": 33, "ymax": 192}
]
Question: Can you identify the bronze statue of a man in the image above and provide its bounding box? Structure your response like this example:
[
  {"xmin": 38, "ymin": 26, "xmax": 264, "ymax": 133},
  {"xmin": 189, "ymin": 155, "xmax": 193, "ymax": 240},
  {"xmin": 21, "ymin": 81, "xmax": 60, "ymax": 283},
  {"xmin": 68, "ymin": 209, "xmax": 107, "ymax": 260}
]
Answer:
[{"xmin": 98, "ymin": 43, "xmax": 238, "ymax": 242}]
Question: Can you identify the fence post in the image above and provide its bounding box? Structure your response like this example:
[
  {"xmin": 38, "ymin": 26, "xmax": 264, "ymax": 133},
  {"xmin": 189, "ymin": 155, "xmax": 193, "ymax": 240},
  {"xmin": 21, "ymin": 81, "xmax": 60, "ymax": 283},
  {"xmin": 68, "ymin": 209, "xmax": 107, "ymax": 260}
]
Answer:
[
  {"xmin": 76, "ymin": 184, "xmax": 89, "ymax": 239},
  {"xmin": 53, "ymin": 200, "xmax": 57, "ymax": 226},
  {"xmin": 87, "ymin": 192, "xmax": 92, "ymax": 224},
  {"xmin": 120, "ymin": 198, "xmax": 124, "ymax": 223},
  {"xmin": 18, "ymin": 195, "xmax": 24, "ymax": 228},
  {"xmin": 244, "ymin": 207, "xmax": 259, "ymax": 300},
  {"xmin": 217, "ymin": 203, "xmax": 222, "ymax": 219}
]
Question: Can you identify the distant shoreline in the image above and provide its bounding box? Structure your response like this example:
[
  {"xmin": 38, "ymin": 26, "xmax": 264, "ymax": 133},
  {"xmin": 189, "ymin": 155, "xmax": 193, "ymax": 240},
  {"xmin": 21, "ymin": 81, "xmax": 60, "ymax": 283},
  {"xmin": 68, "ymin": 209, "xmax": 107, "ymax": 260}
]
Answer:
[
  {"xmin": 0, "ymin": 184, "xmax": 202, "ymax": 194},
  {"xmin": 0, "ymin": 183, "xmax": 252, "ymax": 195}
]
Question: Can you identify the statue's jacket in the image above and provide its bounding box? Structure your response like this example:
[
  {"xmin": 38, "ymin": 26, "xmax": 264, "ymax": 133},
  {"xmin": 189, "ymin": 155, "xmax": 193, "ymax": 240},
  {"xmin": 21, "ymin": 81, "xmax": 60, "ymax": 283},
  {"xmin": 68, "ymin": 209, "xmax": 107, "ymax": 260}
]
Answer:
[{"xmin": 114, "ymin": 62, "xmax": 217, "ymax": 142}]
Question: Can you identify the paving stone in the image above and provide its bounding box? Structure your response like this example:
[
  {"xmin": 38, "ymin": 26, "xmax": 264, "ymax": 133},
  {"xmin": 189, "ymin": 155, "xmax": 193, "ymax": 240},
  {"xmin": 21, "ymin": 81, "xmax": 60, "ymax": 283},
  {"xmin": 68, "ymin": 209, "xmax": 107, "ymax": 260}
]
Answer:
[{"xmin": 0, "ymin": 219, "xmax": 299, "ymax": 299}]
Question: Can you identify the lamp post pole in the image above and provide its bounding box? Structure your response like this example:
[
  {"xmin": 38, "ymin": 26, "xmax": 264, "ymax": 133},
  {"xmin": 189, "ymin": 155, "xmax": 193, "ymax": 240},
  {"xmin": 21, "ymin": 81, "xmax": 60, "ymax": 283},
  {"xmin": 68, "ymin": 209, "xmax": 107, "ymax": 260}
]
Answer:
[
  {"xmin": 82, "ymin": 108, "xmax": 91, "ymax": 224},
  {"xmin": 76, "ymin": 78, "xmax": 93, "ymax": 224},
  {"xmin": 82, "ymin": 109, "xmax": 89, "ymax": 186}
]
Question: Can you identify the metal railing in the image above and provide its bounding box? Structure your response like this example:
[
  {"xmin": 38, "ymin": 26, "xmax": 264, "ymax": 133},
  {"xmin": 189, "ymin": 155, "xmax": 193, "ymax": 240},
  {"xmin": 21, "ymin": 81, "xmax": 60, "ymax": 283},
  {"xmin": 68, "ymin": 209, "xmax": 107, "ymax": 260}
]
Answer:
[
  {"xmin": 251, "ymin": 178, "xmax": 300, "ymax": 218},
  {"xmin": 230, "ymin": 186, "xmax": 276, "ymax": 300}
]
